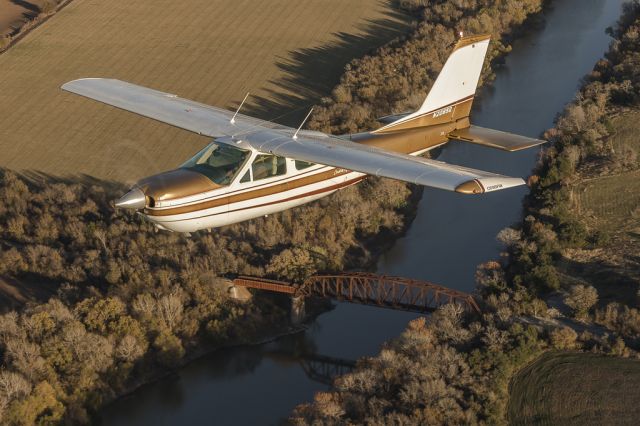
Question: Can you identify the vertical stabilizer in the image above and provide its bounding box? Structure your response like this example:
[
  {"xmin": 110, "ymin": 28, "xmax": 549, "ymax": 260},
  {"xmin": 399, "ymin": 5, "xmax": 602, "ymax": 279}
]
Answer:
[{"xmin": 374, "ymin": 34, "xmax": 491, "ymax": 133}]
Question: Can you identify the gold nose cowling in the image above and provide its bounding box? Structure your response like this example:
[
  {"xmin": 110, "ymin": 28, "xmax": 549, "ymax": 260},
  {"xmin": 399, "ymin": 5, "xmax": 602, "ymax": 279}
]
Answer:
[{"xmin": 114, "ymin": 188, "xmax": 146, "ymax": 210}]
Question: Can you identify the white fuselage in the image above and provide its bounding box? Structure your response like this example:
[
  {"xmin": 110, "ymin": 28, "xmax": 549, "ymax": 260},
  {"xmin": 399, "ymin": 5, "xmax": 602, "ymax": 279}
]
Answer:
[
  {"xmin": 143, "ymin": 160, "xmax": 365, "ymax": 232},
  {"xmin": 141, "ymin": 145, "xmax": 434, "ymax": 233}
]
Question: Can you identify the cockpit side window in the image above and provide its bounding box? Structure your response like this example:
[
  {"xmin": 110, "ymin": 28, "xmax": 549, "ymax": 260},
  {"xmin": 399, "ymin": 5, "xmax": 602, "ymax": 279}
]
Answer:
[
  {"xmin": 180, "ymin": 141, "xmax": 250, "ymax": 185},
  {"xmin": 251, "ymin": 154, "xmax": 287, "ymax": 181}
]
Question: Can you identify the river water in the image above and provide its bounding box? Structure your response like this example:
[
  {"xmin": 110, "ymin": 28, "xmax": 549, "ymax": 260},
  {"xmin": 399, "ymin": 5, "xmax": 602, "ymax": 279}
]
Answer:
[{"xmin": 100, "ymin": 1, "xmax": 626, "ymax": 424}]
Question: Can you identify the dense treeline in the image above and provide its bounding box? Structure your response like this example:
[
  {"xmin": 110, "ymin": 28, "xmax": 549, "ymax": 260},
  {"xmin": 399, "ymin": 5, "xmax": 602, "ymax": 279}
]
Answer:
[
  {"xmin": 0, "ymin": 169, "xmax": 411, "ymax": 423},
  {"xmin": 292, "ymin": 303, "xmax": 546, "ymax": 424},
  {"xmin": 291, "ymin": 2, "xmax": 640, "ymax": 425}
]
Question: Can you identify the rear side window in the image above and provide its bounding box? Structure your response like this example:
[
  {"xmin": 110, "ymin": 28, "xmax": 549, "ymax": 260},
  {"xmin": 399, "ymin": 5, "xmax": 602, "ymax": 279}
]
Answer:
[
  {"xmin": 252, "ymin": 154, "xmax": 287, "ymax": 181},
  {"xmin": 295, "ymin": 160, "xmax": 314, "ymax": 170}
]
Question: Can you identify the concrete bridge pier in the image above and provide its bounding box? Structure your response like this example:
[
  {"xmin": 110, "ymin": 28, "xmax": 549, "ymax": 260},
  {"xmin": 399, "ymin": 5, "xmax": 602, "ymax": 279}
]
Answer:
[{"xmin": 291, "ymin": 295, "xmax": 306, "ymax": 325}]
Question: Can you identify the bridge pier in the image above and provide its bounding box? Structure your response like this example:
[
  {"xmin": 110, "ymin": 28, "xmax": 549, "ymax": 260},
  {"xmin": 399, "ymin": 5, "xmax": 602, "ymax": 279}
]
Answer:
[{"xmin": 291, "ymin": 295, "xmax": 306, "ymax": 325}]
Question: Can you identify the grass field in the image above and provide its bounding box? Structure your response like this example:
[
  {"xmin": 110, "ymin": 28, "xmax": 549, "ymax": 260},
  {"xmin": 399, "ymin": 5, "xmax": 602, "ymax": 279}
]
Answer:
[
  {"xmin": 574, "ymin": 111, "xmax": 640, "ymax": 236},
  {"xmin": 571, "ymin": 111, "xmax": 640, "ymax": 253},
  {"xmin": 609, "ymin": 111, "xmax": 640, "ymax": 155},
  {"xmin": 563, "ymin": 112, "xmax": 640, "ymax": 305},
  {"xmin": 508, "ymin": 351, "xmax": 640, "ymax": 425},
  {"xmin": 575, "ymin": 169, "xmax": 640, "ymax": 233},
  {"xmin": 575, "ymin": 111, "xmax": 640, "ymax": 234},
  {"xmin": 0, "ymin": 0, "xmax": 410, "ymax": 183}
]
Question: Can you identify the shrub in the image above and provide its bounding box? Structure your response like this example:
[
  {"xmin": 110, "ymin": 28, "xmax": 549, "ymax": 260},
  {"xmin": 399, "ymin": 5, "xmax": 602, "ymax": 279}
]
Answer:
[
  {"xmin": 153, "ymin": 331, "xmax": 185, "ymax": 367},
  {"xmin": 549, "ymin": 327, "xmax": 578, "ymax": 350},
  {"xmin": 526, "ymin": 264, "xmax": 560, "ymax": 292},
  {"xmin": 564, "ymin": 285, "xmax": 598, "ymax": 321}
]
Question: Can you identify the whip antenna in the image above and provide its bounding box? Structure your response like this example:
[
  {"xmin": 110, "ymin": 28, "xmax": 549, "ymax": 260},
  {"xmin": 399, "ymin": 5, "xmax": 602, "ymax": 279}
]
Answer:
[
  {"xmin": 230, "ymin": 92, "xmax": 250, "ymax": 124},
  {"xmin": 293, "ymin": 108, "xmax": 314, "ymax": 140}
]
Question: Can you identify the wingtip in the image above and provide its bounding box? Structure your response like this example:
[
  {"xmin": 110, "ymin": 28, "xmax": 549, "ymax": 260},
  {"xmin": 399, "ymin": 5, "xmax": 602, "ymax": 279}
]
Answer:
[
  {"xmin": 456, "ymin": 177, "xmax": 526, "ymax": 194},
  {"xmin": 454, "ymin": 33, "xmax": 492, "ymax": 51},
  {"xmin": 455, "ymin": 179, "xmax": 484, "ymax": 194},
  {"xmin": 61, "ymin": 78, "xmax": 108, "ymax": 91}
]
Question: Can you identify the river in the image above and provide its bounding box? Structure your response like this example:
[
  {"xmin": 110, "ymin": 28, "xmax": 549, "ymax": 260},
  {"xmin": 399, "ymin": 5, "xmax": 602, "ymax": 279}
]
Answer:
[{"xmin": 99, "ymin": 0, "xmax": 626, "ymax": 424}]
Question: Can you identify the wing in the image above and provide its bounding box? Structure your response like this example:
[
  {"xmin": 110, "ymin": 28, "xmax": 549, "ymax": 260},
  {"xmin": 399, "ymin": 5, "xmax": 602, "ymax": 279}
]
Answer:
[
  {"xmin": 243, "ymin": 129, "xmax": 524, "ymax": 194},
  {"xmin": 61, "ymin": 78, "xmax": 286, "ymax": 137},
  {"xmin": 62, "ymin": 78, "xmax": 525, "ymax": 194}
]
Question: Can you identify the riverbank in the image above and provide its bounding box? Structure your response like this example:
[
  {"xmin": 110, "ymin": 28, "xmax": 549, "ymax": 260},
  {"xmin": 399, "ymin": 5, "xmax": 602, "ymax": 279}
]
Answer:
[{"xmin": 101, "ymin": 304, "xmax": 310, "ymax": 409}]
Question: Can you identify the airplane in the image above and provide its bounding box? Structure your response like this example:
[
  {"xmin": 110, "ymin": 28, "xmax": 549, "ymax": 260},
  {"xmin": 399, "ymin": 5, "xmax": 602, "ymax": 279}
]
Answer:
[{"xmin": 62, "ymin": 34, "xmax": 544, "ymax": 233}]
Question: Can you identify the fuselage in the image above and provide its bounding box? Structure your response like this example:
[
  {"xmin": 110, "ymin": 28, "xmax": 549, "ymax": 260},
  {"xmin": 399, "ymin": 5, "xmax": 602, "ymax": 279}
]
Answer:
[{"xmin": 128, "ymin": 113, "xmax": 472, "ymax": 233}]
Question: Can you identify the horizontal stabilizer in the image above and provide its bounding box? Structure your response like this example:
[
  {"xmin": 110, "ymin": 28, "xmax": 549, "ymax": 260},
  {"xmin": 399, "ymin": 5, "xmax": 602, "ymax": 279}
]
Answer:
[{"xmin": 448, "ymin": 125, "xmax": 546, "ymax": 152}]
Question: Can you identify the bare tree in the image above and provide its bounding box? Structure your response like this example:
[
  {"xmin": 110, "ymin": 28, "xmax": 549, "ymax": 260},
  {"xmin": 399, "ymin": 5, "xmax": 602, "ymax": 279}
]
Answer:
[
  {"xmin": 0, "ymin": 370, "xmax": 31, "ymax": 402},
  {"xmin": 158, "ymin": 292, "xmax": 184, "ymax": 331},
  {"xmin": 115, "ymin": 335, "xmax": 144, "ymax": 362}
]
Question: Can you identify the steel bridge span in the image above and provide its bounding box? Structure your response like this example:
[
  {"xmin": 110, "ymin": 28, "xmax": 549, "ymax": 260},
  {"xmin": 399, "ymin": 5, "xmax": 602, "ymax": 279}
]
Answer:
[{"xmin": 233, "ymin": 272, "xmax": 480, "ymax": 314}]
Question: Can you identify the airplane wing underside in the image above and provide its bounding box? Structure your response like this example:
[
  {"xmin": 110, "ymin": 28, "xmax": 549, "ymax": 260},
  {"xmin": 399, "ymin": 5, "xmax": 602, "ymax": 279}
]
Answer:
[{"xmin": 62, "ymin": 78, "xmax": 526, "ymax": 194}]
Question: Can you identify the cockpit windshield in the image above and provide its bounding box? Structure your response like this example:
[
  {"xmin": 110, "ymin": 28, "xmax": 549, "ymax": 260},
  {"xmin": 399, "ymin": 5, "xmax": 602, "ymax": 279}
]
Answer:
[{"xmin": 181, "ymin": 141, "xmax": 250, "ymax": 185}]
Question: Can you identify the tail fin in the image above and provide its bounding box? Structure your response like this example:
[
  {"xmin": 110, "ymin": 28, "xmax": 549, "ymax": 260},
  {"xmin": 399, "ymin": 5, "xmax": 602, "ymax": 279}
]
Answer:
[{"xmin": 374, "ymin": 34, "xmax": 491, "ymax": 134}]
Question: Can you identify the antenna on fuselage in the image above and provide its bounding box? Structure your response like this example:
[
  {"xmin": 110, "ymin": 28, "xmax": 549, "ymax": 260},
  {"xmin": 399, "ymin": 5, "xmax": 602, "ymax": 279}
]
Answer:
[
  {"xmin": 292, "ymin": 108, "xmax": 314, "ymax": 140},
  {"xmin": 230, "ymin": 92, "xmax": 250, "ymax": 124}
]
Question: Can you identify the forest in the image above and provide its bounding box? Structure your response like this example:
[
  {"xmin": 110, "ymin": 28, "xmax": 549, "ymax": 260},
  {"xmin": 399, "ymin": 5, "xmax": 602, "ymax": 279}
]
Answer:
[{"xmin": 291, "ymin": 1, "xmax": 640, "ymax": 424}]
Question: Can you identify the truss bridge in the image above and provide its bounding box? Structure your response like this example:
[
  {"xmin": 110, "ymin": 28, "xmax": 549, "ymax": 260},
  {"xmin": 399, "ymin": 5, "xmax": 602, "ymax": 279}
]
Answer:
[{"xmin": 233, "ymin": 272, "xmax": 480, "ymax": 314}]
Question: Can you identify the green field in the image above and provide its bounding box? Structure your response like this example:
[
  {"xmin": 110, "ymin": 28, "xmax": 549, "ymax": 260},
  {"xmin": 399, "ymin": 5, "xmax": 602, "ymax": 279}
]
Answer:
[
  {"xmin": 562, "ymin": 112, "xmax": 640, "ymax": 305},
  {"xmin": 575, "ymin": 169, "xmax": 640, "ymax": 233},
  {"xmin": 508, "ymin": 351, "xmax": 640, "ymax": 425},
  {"xmin": 573, "ymin": 112, "xmax": 640, "ymax": 236},
  {"xmin": 0, "ymin": 0, "xmax": 410, "ymax": 183},
  {"xmin": 609, "ymin": 111, "xmax": 640, "ymax": 155}
]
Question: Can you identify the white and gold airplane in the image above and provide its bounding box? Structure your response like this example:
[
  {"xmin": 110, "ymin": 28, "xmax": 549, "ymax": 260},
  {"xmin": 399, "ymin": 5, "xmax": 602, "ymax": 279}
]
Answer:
[{"xmin": 62, "ymin": 34, "xmax": 544, "ymax": 233}]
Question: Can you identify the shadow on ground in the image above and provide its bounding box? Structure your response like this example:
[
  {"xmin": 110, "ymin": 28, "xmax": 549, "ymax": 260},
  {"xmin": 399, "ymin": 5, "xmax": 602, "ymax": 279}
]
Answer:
[
  {"xmin": 559, "ymin": 256, "xmax": 640, "ymax": 308},
  {"xmin": 243, "ymin": 3, "xmax": 414, "ymax": 127}
]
